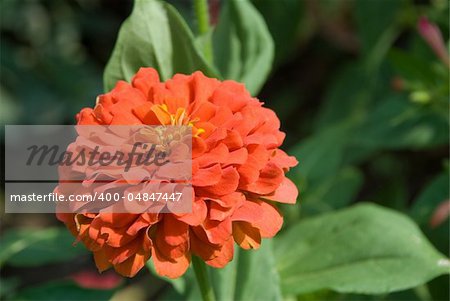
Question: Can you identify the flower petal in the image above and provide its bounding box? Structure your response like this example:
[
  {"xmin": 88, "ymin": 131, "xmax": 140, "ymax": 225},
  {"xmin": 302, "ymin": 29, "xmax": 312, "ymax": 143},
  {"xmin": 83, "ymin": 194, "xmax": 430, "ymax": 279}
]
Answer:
[
  {"xmin": 261, "ymin": 178, "xmax": 298, "ymax": 204},
  {"xmin": 232, "ymin": 221, "xmax": 261, "ymax": 250}
]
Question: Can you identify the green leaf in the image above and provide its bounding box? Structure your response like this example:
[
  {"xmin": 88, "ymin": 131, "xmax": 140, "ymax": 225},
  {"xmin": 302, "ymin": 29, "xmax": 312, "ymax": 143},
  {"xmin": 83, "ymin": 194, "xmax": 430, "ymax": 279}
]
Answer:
[
  {"xmin": 103, "ymin": 0, "xmax": 218, "ymax": 92},
  {"xmin": 275, "ymin": 203, "xmax": 450, "ymax": 295},
  {"xmin": 0, "ymin": 227, "xmax": 87, "ymax": 267},
  {"xmin": 213, "ymin": 0, "xmax": 274, "ymax": 95},
  {"xmin": 12, "ymin": 281, "xmax": 115, "ymax": 301}
]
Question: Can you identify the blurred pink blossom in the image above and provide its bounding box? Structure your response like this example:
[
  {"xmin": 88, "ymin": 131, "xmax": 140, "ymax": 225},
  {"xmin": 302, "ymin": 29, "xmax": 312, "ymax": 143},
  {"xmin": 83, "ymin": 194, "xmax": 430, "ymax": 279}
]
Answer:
[
  {"xmin": 70, "ymin": 269, "xmax": 123, "ymax": 290},
  {"xmin": 418, "ymin": 16, "xmax": 450, "ymax": 67},
  {"xmin": 429, "ymin": 200, "xmax": 450, "ymax": 228}
]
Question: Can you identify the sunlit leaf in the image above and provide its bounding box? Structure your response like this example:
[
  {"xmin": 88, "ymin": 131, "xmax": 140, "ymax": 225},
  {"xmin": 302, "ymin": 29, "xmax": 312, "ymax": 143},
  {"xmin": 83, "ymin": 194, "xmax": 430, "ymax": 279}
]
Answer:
[
  {"xmin": 213, "ymin": 0, "xmax": 274, "ymax": 95},
  {"xmin": 276, "ymin": 203, "xmax": 450, "ymax": 295},
  {"xmin": 103, "ymin": 0, "xmax": 218, "ymax": 91}
]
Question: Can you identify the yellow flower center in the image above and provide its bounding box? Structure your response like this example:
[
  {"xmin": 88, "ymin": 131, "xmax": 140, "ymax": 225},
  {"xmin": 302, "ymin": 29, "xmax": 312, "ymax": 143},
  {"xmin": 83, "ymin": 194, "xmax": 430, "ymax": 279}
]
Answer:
[{"xmin": 157, "ymin": 104, "xmax": 205, "ymax": 137}]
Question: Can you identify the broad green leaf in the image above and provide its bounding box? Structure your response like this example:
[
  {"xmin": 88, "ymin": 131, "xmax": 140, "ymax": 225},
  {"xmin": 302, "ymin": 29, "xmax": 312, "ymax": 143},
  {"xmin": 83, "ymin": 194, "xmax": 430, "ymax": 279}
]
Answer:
[
  {"xmin": 0, "ymin": 227, "xmax": 87, "ymax": 267},
  {"xmin": 103, "ymin": 0, "xmax": 218, "ymax": 92},
  {"xmin": 275, "ymin": 203, "xmax": 450, "ymax": 295},
  {"xmin": 213, "ymin": 0, "xmax": 274, "ymax": 95},
  {"xmin": 12, "ymin": 281, "xmax": 115, "ymax": 301}
]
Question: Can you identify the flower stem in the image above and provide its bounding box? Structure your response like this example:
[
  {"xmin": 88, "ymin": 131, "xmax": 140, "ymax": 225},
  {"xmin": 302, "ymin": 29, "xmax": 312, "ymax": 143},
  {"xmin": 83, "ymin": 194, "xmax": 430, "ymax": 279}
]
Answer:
[
  {"xmin": 193, "ymin": 0, "xmax": 213, "ymax": 64},
  {"xmin": 192, "ymin": 256, "xmax": 216, "ymax": 301}
]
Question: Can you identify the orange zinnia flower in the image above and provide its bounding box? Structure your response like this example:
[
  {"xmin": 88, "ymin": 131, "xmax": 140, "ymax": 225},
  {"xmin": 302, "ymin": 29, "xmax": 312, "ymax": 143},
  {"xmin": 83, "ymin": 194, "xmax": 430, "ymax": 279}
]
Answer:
[{"xmin": 57, "ymin": 68, "xmax": 298, "ymax": 278}]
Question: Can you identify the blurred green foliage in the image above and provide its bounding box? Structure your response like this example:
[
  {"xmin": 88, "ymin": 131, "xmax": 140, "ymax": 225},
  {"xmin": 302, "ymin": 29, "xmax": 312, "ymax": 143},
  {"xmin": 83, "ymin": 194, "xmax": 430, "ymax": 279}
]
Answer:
[
  {"xmin": 0, "ymin": 0, "xmax": 130, "ymax": 124},
  {"xmin": 0, "ymin": 227, "xmax": 87, "ymax": 267},
  {"xmin": 1, "ymin": 0, "xmax": 449, "ymax": 300}
]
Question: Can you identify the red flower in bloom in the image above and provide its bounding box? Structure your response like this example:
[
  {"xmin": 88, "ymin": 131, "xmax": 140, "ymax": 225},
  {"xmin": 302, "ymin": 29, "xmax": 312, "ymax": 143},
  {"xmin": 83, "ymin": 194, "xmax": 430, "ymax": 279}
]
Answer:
[{"xmin": 57, "ymin": 68, "xmax": 298, "ymax": 278}]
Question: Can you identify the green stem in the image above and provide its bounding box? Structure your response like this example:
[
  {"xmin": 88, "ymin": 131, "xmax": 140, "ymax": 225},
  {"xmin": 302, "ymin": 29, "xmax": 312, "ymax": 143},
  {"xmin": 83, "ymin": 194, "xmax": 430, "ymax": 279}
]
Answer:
[
  {"xmin": 192, "ymin": 256, "xmax": 216, "ymax": 301},
  {"xmin": 193, "ymin": 0, "xmax": 213, "ymax": 64}
]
